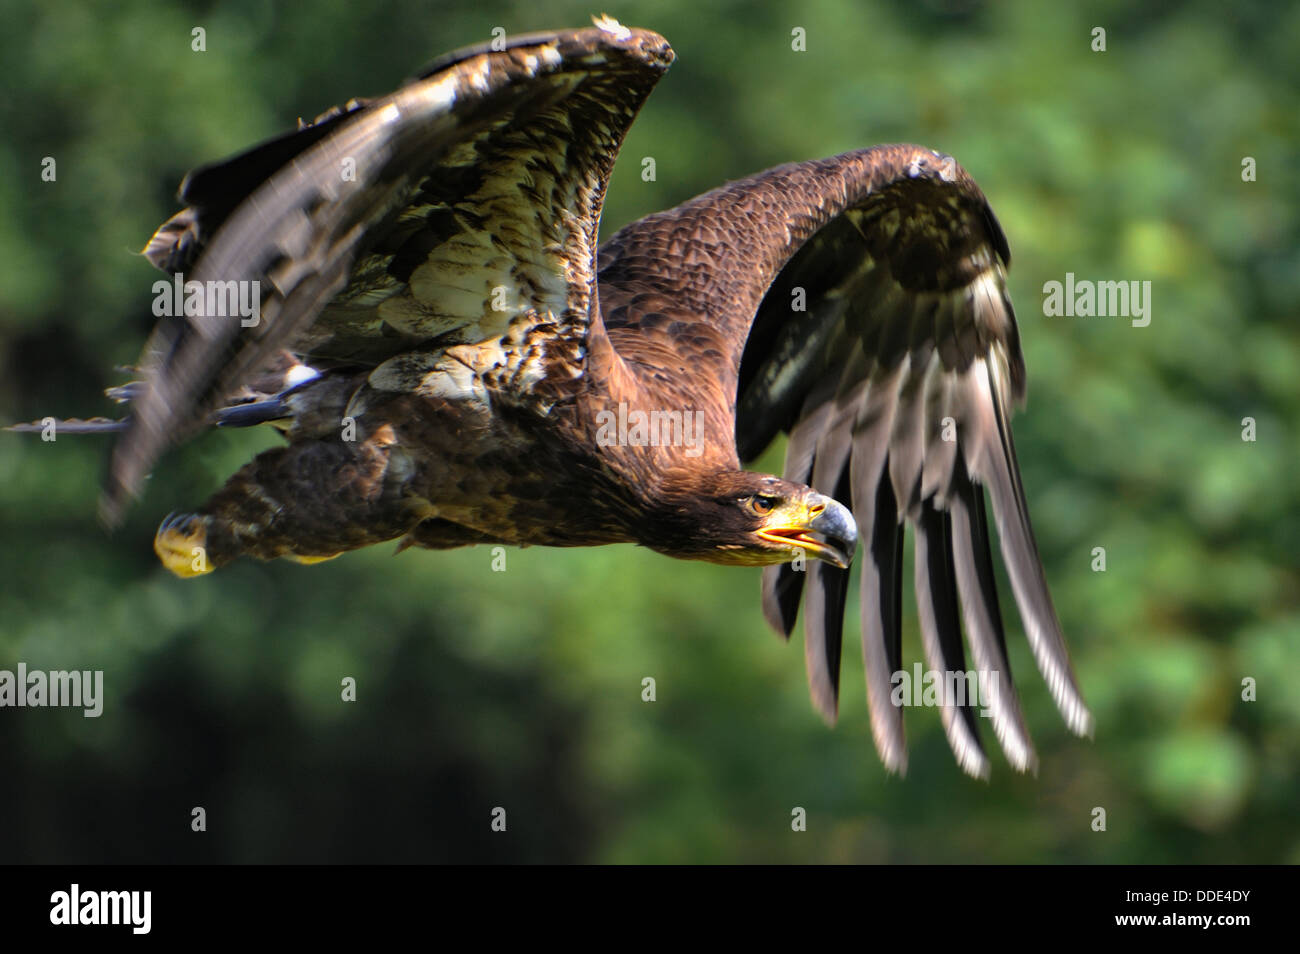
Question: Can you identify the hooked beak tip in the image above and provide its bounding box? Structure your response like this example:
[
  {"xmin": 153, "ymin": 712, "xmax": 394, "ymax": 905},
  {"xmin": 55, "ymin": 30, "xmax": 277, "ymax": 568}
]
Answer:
[{"xmin": 807, "ymin": 495, "xmax": 857, "ymax": 568}]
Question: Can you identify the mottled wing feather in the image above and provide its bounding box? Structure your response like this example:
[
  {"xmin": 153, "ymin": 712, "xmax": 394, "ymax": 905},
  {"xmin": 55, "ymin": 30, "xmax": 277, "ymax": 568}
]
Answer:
[
  {"xmin": 104, "ymin": 24, "xmax": 673, "ymax": 522},
  {"xmin": 599, "ymin": 145, "xmax": 1090, "ymax": 775}
]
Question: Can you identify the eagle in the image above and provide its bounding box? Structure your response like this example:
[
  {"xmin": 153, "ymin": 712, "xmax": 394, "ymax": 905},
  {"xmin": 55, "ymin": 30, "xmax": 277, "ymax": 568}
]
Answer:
[{"xmin": 14, "ymin": 18, "xmax": 1091, "ymax": 778}]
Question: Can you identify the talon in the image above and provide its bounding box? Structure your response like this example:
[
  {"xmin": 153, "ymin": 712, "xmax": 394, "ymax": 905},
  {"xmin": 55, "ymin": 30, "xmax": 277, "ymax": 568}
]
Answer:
[{"xmin": 154, "ymin": 512, "xmax": 214, "ymax": 578}]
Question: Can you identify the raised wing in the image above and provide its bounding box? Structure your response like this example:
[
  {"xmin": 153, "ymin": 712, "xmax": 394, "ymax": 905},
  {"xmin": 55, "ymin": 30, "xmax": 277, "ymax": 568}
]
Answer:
[
  {"xmin": 598, "ymin": 145, "xmax": 1091, "ymax": 776},
  {"xmin": 103, "ymin": 20, "xmax": 673, "ymax": 523}
]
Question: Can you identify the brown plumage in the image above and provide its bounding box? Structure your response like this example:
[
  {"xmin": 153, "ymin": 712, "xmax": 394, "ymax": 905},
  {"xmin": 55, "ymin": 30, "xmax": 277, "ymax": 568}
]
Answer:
[{"xmin": 11, "ymin": 19, "xmax": 1091, "ymax": 776}]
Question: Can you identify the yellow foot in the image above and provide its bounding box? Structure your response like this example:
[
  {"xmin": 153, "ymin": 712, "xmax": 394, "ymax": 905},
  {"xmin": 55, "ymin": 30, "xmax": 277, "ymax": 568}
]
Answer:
[
  {"xmin": 154, "ymin": 512, "xmax": 214, "ymax": 578},
  {"xmin": 285, "ymin": 552, "xmax": 342, "ymax": 566}
]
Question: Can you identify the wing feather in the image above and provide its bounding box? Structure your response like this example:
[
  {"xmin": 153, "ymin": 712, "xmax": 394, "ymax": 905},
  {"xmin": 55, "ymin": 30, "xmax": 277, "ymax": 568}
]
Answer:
[
  {"xmin": 759, "ymin": 376, "xmax": 835, "ymax": 639},
  {"xmin": 599, "ymin": 144, "xmax": 1090, "ymax": 774},
  {"xmin": 803, "ymin": 443, "xmax": 856, "ymax": 723},
  {"xmin": 971, "ymin": 361, "xmax": 1093, "ymax": 738},
  {"xmin": 104, "ymin": 23, "xmax": 673, "ymax": 522},
  {"xmin": 851, "ymin": 366, "xmax": 908, "ymax": 775},
  {"xmin": 914, "ymin": 502, "xmax": 989, "ymax": 779},
  {"xmin": 949, "ymin": 454, "xmax": 1037, "ymax": 772}
]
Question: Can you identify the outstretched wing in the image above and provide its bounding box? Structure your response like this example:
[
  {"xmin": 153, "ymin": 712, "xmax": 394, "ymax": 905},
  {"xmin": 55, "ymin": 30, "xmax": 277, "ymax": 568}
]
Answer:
[
  {"xmin": 598, "ymin": 145, "xmax": 1090, "ymax": 777},
  {"xmin": 103, "ymin": 20, "xmax": 673, "ymax": 523}
]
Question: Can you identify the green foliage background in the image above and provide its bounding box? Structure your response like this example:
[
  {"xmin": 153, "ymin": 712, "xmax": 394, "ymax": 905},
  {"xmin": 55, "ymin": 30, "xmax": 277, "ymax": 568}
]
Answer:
[{"xmin": 0, "ymin": 0, "xmax": 1296, "ymax": 863}]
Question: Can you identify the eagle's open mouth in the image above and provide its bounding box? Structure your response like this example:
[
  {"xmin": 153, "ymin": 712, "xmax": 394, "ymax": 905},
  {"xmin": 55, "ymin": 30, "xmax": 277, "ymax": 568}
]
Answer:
[
  {"xmin": 758, "ymin": 527, "xmax": 851, "ymax": 569},
  {"xmin": 757, "ymin": 496, "xmax": 857, "ymax": 569}
]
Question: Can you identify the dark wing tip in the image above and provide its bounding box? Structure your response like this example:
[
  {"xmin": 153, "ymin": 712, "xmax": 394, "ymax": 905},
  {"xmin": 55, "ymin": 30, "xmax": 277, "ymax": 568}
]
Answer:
[{"xmin": 760, "ymin": 563, "xmax": 803, "ymax": 639}]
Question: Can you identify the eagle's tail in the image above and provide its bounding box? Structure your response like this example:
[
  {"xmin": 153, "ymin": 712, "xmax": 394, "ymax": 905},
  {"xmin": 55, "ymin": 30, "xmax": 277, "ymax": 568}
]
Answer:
[
  {"xmin": 5, "ymin": 400, "xmax": 291, "ymax": 438},
  {"xmin": 5, "ymin": 416, "xmax": 129, "ymax": 435},
  {"xmin": 6, "ymin": 369, "xmax": 139, "ymax": 435},
  {"xmin": 5, "ymin": 352, "xmax": 316, "ymax": 442}
]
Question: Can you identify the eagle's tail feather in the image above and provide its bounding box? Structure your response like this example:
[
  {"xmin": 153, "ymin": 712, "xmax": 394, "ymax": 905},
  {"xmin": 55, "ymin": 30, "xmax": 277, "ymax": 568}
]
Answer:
[
  {"xmin": 5, "ymin": 417, "xmax": 128, "ymax": 435},
  {"xmin": 5, "ymin": 397, "xmax": 289, "ymax": 440}
]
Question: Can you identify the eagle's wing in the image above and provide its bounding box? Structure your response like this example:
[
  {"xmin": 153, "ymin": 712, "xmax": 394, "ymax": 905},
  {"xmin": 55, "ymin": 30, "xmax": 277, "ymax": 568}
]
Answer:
[
  {"xmin": 598, "ymin": 145, "xmax": 1090, "ymax": 776},
  {"xmin": 102, "ymin": 20, "xmax": 673, "ymax": 523}
]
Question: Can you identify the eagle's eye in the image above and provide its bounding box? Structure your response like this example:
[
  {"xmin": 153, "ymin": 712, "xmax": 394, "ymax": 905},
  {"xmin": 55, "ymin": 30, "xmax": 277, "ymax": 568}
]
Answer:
[{"xmin": 746, "ymin": 494, "xmax": 779, "ymax": 516}]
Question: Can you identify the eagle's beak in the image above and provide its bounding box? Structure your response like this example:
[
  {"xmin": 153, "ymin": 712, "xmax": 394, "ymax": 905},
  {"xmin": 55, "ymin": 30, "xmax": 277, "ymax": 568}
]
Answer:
[{"xmin": 757, "ymin": 493, "xmax": 858, "ymax": 569}]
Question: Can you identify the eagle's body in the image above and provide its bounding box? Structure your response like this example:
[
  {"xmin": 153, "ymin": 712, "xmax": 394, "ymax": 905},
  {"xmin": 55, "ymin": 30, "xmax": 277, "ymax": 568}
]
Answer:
[{"xmin": 14, "ymin": 19, "xmax": 1092, "ymax": 777}]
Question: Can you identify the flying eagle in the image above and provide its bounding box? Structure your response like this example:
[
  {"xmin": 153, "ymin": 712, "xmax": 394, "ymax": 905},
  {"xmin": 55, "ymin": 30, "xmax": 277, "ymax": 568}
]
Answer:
[{"xmin": 15, "ymin": 19, "xmax": 1091, "ymax": 777}]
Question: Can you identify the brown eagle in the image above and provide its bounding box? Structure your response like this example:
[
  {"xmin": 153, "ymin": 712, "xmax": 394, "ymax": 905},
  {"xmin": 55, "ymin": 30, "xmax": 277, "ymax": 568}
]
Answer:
[{"xmin": 15, "ymin": 19, "xmax": 1091, "ymax": 777}]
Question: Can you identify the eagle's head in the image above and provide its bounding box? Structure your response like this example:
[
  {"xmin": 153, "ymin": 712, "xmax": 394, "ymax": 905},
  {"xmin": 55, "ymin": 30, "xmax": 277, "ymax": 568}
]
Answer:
[{"xmin": 639, "ymin": 471, "xmax": 858, "ymax": 569}]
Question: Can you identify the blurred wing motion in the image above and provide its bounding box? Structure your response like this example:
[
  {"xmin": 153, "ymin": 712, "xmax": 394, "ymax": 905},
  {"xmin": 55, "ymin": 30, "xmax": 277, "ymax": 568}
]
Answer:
[
  {"xmin": 598, "ymin": 145, "xmax": 1091, "ymax": 776},
  {"xmin": 100, "ymin": 19, "xmax": 673, "ymax": 523}
]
